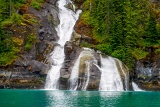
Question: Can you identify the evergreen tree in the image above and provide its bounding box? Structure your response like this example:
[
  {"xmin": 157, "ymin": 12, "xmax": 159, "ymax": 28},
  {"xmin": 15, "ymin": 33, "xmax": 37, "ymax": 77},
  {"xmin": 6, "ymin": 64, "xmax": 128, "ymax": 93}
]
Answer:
[{"xmin": 145, "ymin": 13, "xmax": 159, "ymax": 46}]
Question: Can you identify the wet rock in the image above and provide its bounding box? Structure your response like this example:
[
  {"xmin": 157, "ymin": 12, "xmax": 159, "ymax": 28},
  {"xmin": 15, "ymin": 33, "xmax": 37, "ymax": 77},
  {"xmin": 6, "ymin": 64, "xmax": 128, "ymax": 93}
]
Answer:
[
  {"xmin": 59, "ymin": 74, "xmax": 70, "ymax": 90},
  {"xmin": 64, "ymin": 41, "xmax": 81, "ymax": 61},
  {"xmin": 114, "ymin": 58, "xmax": 129, "ymax": 90},
  {"xmin": 70, "ymin": 32, "xmax": 81, "ymax": 45},
  {"xmin": 60, "ymin": 46, "xmax": 101, "ymax": 90},
  {"xmin": 59, "ymin": 41, "xmax": 81, "ymax": 89},
  {"xmin": 78, "ymin": 60, "xmax": 101, "ymax": 90},
  {"xmin": 43, "ymin": 3, "xmax": 60, "ymax": 26},
  {"xmin": 71, "ymin": 32, "xmax": 95, "ymax": 46},
  {"xmin": 65, "ymin": 2, "xmax": 78, "ymax": 12}
]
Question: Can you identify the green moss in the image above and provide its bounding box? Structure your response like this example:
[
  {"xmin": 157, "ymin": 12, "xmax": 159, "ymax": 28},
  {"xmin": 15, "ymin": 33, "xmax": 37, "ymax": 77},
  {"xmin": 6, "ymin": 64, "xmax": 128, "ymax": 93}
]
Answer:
[
  {"xmin": 31, "ymin": 1, "xmax": 41, "ymax": 10},
  {"xmin": 28, "ymin": 18, "xmax": 38, "ymax": 24},
  {"xmin": 24, "ymin": 34, "xmax": 37, "ymax": 51},
  {"xmin": 1, "ymin": 20, "xmax": 13, "ymax": 27}
]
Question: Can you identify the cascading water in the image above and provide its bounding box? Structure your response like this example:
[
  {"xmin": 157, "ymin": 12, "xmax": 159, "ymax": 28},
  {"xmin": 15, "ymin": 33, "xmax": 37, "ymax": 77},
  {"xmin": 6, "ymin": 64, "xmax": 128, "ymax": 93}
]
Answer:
[
  {"xmin": 45, "ymin": 0, "xmax": 129, "ymax": 91},
  {"xmin": 99, "ymin": 55, "xmax": 124, "ymax": 91},
  {"xmin": 132, "ymin": 82, "xmax": 143, "ymax": 91},
  {"xmin": 45, "ymin": 0, "xmax": 81, "ymax": 89},
  {"xmin": 69, "ymin": 48, "xmax": 95, "ymax": 90},
  {"xmin": 116, "ymin": 59, "xmax": 129, "ymax": 90}
]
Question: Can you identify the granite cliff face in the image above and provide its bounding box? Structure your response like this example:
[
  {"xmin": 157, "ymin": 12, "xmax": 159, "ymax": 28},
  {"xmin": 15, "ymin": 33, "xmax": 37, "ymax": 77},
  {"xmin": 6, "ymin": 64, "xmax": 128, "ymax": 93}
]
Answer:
[
  {"xmin": 0, "ymin": 0, "xmax": 59, "ymax": 89},
  {"xmin": 132, "ymin": 54, "xmax": 160, "ymax": 91}
]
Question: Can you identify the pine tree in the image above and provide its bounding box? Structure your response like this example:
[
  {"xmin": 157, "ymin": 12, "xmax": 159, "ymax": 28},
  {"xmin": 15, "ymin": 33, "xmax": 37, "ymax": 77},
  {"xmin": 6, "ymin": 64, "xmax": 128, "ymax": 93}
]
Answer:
[{"xmin": 145, "ymin": 13, "xmax": 159, "ymax": 46}]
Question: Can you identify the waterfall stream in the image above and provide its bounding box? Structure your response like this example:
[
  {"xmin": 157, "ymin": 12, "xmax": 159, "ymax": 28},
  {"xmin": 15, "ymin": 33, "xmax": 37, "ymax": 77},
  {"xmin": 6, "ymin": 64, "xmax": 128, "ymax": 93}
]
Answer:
[
  {"xmin": 99, "ymin": 55, "xmax": 124, "ymax": 91},
  {"xmin": 69, "ymin": 48, "xmax": 95, "ymax": 90},
  {"xmin": 45, "ymin": 0, "xmax": 81, "ymax": 89},
  {"xmin": 132, "ymin": 82, "xmax": 143, "ymax": 91}
]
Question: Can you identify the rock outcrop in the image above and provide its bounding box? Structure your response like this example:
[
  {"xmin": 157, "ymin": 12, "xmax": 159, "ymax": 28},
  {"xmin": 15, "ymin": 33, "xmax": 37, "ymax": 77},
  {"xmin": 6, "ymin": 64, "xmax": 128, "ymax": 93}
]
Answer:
[
  {"xmin": 132, "ymin": 56, "xmax": 160, "ymax": 91},
  {"xmin": 59, "ymin": 33, "xmax": 101, "ymax": 90},
  {"xmin": 0, "ymin": 0, "xmax": 59, "ymax": 89}
]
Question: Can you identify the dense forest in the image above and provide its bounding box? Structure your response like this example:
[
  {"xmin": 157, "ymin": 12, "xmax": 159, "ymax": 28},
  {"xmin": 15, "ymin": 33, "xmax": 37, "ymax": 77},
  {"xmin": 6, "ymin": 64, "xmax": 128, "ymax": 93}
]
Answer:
[
  {"xmin": 0, "ymin": 0, "xmax": 160, "ymax": 72},
  {"xmin": 74, "ymin": 0, "xmax": 160, "ymax": 70}
]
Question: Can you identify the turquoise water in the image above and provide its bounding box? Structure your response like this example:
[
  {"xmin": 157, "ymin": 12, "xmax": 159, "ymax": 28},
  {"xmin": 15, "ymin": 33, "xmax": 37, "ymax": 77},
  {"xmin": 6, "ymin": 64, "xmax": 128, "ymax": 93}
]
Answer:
[{"xmin": 0, "ymin": 90, "xmax": 160, "ymax": 107}]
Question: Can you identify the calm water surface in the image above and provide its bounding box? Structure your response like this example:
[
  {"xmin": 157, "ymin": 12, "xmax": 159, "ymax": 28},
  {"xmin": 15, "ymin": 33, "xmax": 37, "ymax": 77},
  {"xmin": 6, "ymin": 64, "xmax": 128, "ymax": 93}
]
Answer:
[{"xmin": 0, "ymin": 90, "xmax": 160, "ymax": 107}]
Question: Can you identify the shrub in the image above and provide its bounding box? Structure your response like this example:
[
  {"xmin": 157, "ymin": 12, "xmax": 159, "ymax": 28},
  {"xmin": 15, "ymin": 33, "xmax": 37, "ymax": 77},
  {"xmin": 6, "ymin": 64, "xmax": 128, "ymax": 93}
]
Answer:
[
  {"xmin": 11, "ymin": 13, "xmax": 24, "ymax": 25},
  {"xmin": 30, "ymin": 0, "xmax": 44, "ymax": 10}
]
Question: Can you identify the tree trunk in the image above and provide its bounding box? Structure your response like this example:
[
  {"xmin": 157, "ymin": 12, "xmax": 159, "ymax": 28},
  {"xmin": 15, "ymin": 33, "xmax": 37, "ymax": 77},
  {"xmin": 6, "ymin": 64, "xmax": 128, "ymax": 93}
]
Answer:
[{"xmin": 90, "ymin": 0, "xmax": 92, "ymax": 13}]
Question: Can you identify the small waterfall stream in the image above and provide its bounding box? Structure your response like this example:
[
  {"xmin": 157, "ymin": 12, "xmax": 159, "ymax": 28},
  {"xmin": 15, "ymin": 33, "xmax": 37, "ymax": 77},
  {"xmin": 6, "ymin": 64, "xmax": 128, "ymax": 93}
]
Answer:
[
  {"xmin": 99, "ymin": 55, "xmax": 124, "ymax": 91},
  {"xmin": 45, "ymin": 0, "xmax": 81, "ymax": 89},
  {"xmin": 132, "ymin": 82, "xmax": 143, "ymax": 91},
  {"xmin": 69, "ymin": 48, "xmax": 95, "ymax": 90}
]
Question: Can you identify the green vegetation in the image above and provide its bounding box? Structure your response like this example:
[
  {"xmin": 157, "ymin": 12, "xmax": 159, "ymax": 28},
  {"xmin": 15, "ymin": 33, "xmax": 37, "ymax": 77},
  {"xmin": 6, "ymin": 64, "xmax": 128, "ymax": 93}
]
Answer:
[
  {"xmin": 24, "ymin": 33, "xmax": 37, "ymax": 51},
  {"xmin": 78, "ymin": 0, "xmax": 160, "ymax": 70},
  {"xmin": 31, "ymin": 0, "xmax": 44, "ymax": 10},
  {"xmin": 2, "ymin": 13, "xmax": 24, "ymax": 27},
  {"xmin": 0, "ymin": 0, "xmax": 44, "ymax": 66},
  {"xmin": 0, "ymin": 26, "xmax": 23, "ymax": 66}
]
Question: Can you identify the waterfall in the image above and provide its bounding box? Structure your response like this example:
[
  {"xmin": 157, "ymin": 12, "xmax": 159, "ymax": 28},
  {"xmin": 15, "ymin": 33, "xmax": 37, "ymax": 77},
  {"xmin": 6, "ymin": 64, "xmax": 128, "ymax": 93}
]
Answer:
[
  {"xmin": 45, "ymin": 0, "xmax": 81, "ymax": 89},
  {"xmin": 116, "ymin": 59, "xmax": 129, "ymax": 90},
  {"xmin": 99, "ymin": 55, "xmax": 124, "ymax": 91},
  {"xmin": 132, "ymin": 82, "xmax": 143, "ymax": 91},
  {"xmin": 44, "ymin": 0, "xmax": 129, "ymax": 91},
  {"xmin": 69, "ymin": 48, "xmax": 94, "ymax": 90}
]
